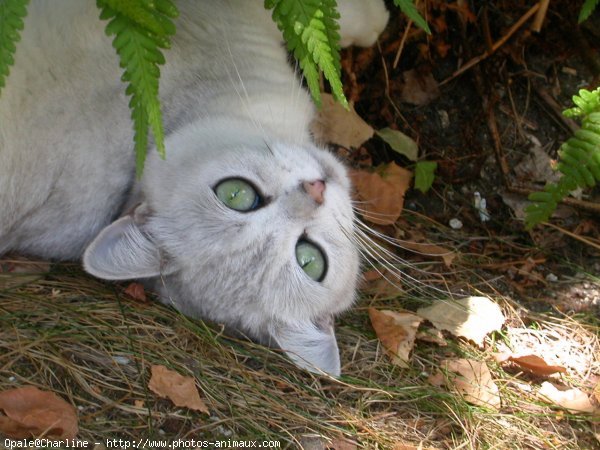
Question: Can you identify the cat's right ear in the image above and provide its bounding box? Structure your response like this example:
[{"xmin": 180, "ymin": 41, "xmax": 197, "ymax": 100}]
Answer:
[
  {"xmin": 268, "ymin": 317, "xmax": 341, "ymax": 377},
  {"xmin": 83, "ymin": 204, "xmax": 163, "ymax": 280}
]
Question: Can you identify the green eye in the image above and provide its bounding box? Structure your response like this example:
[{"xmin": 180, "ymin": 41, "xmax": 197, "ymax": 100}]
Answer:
[
  {"xmin": 215, "ymin": 178, "xmax": 260, "ymax": 211},
  {"xmin": 296, "ymin": 240, "xmax": 327, "ymax": 282}
]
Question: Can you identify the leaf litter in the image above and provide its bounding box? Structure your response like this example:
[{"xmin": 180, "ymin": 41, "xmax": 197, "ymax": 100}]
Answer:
[
  {"xmin": 148, "ymin": 365, "xmax": 209, "ymax": 414},
  {"xmin": 0, "ymin": 386, "xmax": 78, "ymax": 439}
]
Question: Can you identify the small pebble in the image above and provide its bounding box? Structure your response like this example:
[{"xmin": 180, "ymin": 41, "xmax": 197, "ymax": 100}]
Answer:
[
  {"xmin": 545, "ymin": 273, "xmax": 558, "ymax": 282},
  {"xmin": 112, "ymin": 356, "xmax": 131, "ymax": 365},
  {"xmin": 449, "ymin": 218, "xmax": 463, "ymax": 229}
]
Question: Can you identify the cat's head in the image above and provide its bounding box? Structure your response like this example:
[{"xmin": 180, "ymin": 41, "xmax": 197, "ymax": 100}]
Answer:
[{"xmin": 83, "ymin": 119, "xmax": 360, "ymax": 376}]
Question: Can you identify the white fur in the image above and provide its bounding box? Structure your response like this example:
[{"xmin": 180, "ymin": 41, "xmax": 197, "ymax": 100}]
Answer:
[{"xmin": 0, "ymin": 0, "xmax": 388, "ymax": 375}]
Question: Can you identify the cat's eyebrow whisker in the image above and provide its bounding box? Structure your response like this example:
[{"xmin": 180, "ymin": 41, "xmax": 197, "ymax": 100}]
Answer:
[{"xmin": 220, "ymin": 28, "xmax": 270, "ymax": 143}]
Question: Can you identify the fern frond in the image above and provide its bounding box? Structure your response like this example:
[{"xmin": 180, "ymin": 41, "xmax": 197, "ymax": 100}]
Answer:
[
  {"xmin": 393, "ymin": 0, "xmax": 430, "ymax": 33},
  {"xmin": 525, "ymin": 88, "xmax": 600, "ymax": 228},
  {"xmin": 579, "ymin": 0, "xmax": 600, "ymax": 23},
  {"xmin": 266, "ymin": 0, "xmax": 346, "ymax": 108},
  {"xmin": 0, "ymin": 0, "xmax": 29, "ymax": 94},
  {"xmin": 97, "ymin": 0, "xmax": 178, "ymax": 177}
]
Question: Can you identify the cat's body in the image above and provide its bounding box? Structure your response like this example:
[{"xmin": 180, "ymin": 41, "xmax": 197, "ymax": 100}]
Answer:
[{"xmin": 0, "ymin": 0, "xmax": 388, "ymax": 375}]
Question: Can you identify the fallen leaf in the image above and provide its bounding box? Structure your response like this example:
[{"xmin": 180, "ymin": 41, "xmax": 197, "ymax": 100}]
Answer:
[
  {"xmin": 0, "ymin": 386, "xmax": 78, "ymax": 439},
  {"xmin": 442, "ymin": 359, "xmax": 501, "ymax": 409},
  {"xmin": 350, "ymin": 162, "xmax": 412, "ymax": 225},
  {"xmin": 514, "ymin": 142, "xmax": 560, "ymax": 185},
  {"xmin": 427, "ymin": 371, "xmax": 446, "ymax": 387},
  {"xmin": 313, "ymin": 93, "xmax": 374, "ymax": 149},
  {"xmin": 362, "ymin": 269, "xmax": 382, "ymax": 282},
  {"xmin": 369, "ymin": 308, "xmax": 423, "ymax": 367},
  {"xmin": 508, "ymin": 355, "xmax": 567, "ymax": 377},
  {"xmin": 417, "ymin": 296, "xmax": 505, "ymax": 346},
  {"xmin": 0, "ymin": 257, "xmax": 50, "ymax": 289},
  {"xmin": 359, "ymin": 270, "xmax": 403, "ymax": 296},
  {"xmin": 416, "ymin": 328, "xmax": 447, "ymax": 346},
  {"xmin": 491, "ymin": 352, "xmax": 512, "ymax": 363},
  {"xmin": 124, "ymin": 282, "xmax": 147, "ymax": 302},
  {"xmin": 148, "ymin": 365, "xmax": 209, "ymax": 414},
  {"xmin": 326, "ymin": 438, "xmax": 358, "ymax": 450},
  {"xmin": 538, "ymin": 382, "xmax": 596, "ymax": 414},
  {"xmin": 376, "ymin": 127, "xmax": 418, "ymax": 161},
  {"xmin": 400, "ymin": 69, "xmax": 440, "ymax": 106},
  {"xmin": 414, "ymin": 160, "xmax": 438, "ymax": 193},
  {"xmin": 398, "ymin": 240, "xmax": 456, "ymax": 267}
]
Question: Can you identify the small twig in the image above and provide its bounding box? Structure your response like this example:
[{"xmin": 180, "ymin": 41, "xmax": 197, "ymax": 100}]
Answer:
[
  {"xmin": 531, "ymin": 0, "xmax": 550, "ymax": 32},
  {"xmin": 481, "ymin": 4, "xmax": 494, "ymax": 54},
  {"xmin": 485, "ymin": 100, "xmax": 511, "ymax": 185},
  {"xmin": 533, "ymin": 85, "xmax": 580, "ymax": 133},
  {"xmin": 541, "ymin": 222, "xmax": 600, "ymax": 252},
  {"xmin": 440, "ymin": 2, "xmax": 541, "ymax": 86},
  {"xmin": 393, "ymin": 20, "xmax": 413, "ymax": 69}
]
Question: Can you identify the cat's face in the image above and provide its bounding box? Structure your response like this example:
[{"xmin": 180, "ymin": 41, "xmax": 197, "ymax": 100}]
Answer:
[{"xmin": 84, "ymin": 121, "xmax": 360, "ymax": 376}]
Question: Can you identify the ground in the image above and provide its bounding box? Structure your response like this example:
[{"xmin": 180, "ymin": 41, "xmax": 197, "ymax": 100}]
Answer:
[{"xmin": 0, "ymin": 1, "xmax": 599, "ymax": 449}]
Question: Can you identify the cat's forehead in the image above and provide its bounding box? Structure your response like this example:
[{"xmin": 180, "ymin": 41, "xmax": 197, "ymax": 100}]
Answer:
[{"xmin": 224, "ymin": 141, "xmax": 349, "ymax": 189}]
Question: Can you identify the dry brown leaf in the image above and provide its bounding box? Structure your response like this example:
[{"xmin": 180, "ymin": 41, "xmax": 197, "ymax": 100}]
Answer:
[
  {"xmin": 369, "ymin": 308, "xmax": 423, "ymax": 368},
  {"xmin": 416, "ymin": 328, "xmax": 447, "ymax": 346},
  {"xmin": 442, "ymin": 359, "xmax": 501, "ymax": 409},
  {"xmin": 325, "ymin": 438, "xmax": 358, "ymax": 450},
  {"xmin": 417, "ymin": 296, "xmax": 505, "ymax": 346},
  {"xmin": 398, "ymin": 240, "xmax": 457, "ymax": 267},
  {"xmin": 400, "ymin": 69, "xmax": 440, "ymax": 106},
  {"xmin": 427, "ymin": 371, "xmax": 446, "ymax": 387},
  {"xmin": 393, "ymin": 445, "xmax": 418, "ymax": 450},
  {"xmin": 491, "ymin": 352, "xmax": 512, "ymax": 363},
  {"xmin": 124, "ymin": 282, "xmax": 147, "ymax": 302},
  {"xmin": 350, "ymin": 162, "xmax": 412, "ymax": 225},
  {"xmin": 508, "ymin": 355, "xmax": 567, "ymax": 377},
  {"xmin": 313, "ymin": 93, "xmax": 374, "ymax": 149},
  {"xmin": 148, "ymin": 365, "xmax": 209, "ymax": 414},
  {"xmin": 0, "ymin": 386, "xmax": 78, "ymax": 439},
  {"xmin": 538, "ymin": 382, "xmax": 596, "ymax": 414},
  {"xmin": 393, "ymin": 445, "xmax": 441, "ymax": 450},
  {"xmin": 0, "ymin": 257, "xmax": 50, "ymax": 289},
  {"xmin": 362, "ymin": 269, "xmax": 382, "ymax": 282}
]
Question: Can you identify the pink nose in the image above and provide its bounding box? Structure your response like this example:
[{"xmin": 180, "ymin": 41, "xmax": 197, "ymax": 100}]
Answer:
[{"xmin": 302, "ymin": 179, "xmax": 326, "ymax": 204}]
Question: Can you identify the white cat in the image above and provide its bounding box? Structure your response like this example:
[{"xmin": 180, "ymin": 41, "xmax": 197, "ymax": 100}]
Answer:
[{"xmin": 0, "ymin": 0, "xmax": 389, "ymax": 376}]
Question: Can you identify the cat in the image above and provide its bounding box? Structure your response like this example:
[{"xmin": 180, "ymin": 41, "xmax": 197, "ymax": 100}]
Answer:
[{"xmin": 0, "ymin": 0, "xmax": 389, "ymax": 376}]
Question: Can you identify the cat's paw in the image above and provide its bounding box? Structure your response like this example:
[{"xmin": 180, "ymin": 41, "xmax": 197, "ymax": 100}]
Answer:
[{"xmin": 337, "ymin": 0, "xmax": 389, "ymax": 47}]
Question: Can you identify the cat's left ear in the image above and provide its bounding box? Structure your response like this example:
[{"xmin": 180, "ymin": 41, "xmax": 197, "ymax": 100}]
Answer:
[
  {"xmin": 83, "ymin": 203, "xmax": 165, "ymax": 280},
  {"xmin": 268, "ymin": 317, "xmax": 341, "ymax": 377}
]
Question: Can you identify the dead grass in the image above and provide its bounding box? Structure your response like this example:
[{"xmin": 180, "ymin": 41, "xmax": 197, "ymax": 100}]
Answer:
[{"xmin": 1, "ymin": 258, "xmax": 598, "ymax": 449}]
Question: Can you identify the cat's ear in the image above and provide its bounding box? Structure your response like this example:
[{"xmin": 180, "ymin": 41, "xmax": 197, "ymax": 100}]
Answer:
[
  {"xmin": 83, "ymin": 204, "xmax": 162, "ymax": 280},
  {"xmin": 269, "ymin": 317, "xmax": 341, "ymax": 377}
]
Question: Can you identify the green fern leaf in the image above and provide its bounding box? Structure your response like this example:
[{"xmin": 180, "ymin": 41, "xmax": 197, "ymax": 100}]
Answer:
[
  {"xmin": 525, "ymin": 88, "xmax": 600, "ymax": 228},
  {"xmin": 579, "ymin": 0, "xmax": 600, "ymax": 23},
  {"xmin": 393, "ymin": 0, "xmax": 430, "ymax": 33},
  {"xmin": 97, "ymin": 0, "xmax": 178, "ymax": 176},
  {"xmin": 266, "ymin": 0, "xmax": 346, "ymax": 108},
  {"xmin": 0, "ymin": 0, "xmax": 29, "ymax": 94}
]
